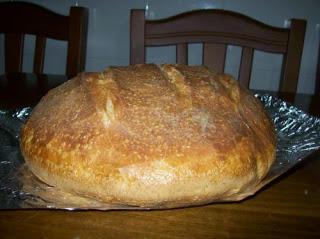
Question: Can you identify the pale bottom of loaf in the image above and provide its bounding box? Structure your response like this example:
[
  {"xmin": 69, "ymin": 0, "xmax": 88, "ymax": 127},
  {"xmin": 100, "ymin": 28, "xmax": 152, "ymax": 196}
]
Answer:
[{"xmin": 25, "ymin": 158, "xmax": 259, "ymax": 207}]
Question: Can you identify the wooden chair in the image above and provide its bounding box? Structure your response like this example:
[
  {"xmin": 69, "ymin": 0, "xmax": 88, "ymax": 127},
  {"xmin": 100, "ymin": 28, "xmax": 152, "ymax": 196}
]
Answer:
[
  {"xmin": 130, "ymin": 9, "xmax": 306, "ymax": 93},
  {"xmin": 0, "ymin": 1, "xmax": 88, "ymax": 77}
]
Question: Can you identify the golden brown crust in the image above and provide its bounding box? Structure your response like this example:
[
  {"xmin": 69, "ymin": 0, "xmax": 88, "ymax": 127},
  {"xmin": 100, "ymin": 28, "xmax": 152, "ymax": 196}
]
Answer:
[{"xmin": 20, "ymin": 64, "xmax": 276, "ymax": 207}]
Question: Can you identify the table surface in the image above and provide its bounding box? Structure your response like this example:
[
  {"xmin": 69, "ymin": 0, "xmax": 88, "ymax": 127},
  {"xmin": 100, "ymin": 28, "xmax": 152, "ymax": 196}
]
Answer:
[{"xmin": 0, "ymin": 73, "xmax": 319, "ymax": 239}]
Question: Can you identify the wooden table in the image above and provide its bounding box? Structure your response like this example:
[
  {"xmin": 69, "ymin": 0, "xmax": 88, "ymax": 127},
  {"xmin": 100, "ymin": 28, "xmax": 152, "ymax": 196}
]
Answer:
[{"xmin": 0, "ymin": 73, "xmax": 319, "ymax": 238}]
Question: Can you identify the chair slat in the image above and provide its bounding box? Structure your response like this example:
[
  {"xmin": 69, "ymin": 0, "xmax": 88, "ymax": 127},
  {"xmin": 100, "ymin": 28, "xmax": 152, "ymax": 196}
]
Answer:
[
  {"xmin": 66, "ymin": 6, "xmax": 88, "ymax": 77},
  {"xmin": 5, "ymin": 33, "xmax": 24, "ymax": 73},
  {"xmin": 203, "ymin": 43, "xmax": 227, "ymax": 72},
  {"xmin": 176, "ymin": 43, "xmax": 188, "ymax": 64},
  {"xmin": 316, "ymin": 43, "xmax": 320, "ymax": 93},
  {"xmin": 33, "ymin": 36, "xmax": 46, "ymax": 74},
  {"xmin": 280, "ymin": 19, "xmax": 306, "ymax": 93},
  {"xmin": 130, "ymin": 9, "xmax": 145, "ymax": 65},
  {"xmin": 239, "ymin": 47, "xmax": 254, "ymax": 88}
]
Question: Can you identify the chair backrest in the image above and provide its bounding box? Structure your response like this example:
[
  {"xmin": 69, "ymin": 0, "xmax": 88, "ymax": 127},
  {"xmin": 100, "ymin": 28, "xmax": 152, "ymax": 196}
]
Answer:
[
  {"xmin": 0, "ymin": 1, "xmax": 88, "ymax": 77},
  {"xmin": 130, "ymin": 9, "xmax": 306, "ymax": 93}
]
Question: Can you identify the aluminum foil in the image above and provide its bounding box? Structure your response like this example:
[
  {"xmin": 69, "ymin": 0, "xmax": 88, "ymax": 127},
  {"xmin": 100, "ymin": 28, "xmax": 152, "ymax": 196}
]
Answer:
[{"xmin": 0, "ymin": 94, "xmax": 319, "ymax": 210}]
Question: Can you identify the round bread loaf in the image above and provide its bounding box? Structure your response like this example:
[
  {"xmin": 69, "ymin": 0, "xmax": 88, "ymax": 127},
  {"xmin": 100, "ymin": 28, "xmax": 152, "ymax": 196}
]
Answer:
[{"xmin": 20, "ymin": 64, "xmax": 276, "ymax": 207}]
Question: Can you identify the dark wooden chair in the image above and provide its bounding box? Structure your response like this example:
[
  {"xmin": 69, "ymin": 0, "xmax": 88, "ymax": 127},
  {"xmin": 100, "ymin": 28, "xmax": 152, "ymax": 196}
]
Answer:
[
  {"xmin": 0, "ymin": 1, "xmax": 88, "ymax": 78},
  {"xmin": 130, "ymin": 9, "xmax": 306, "ymax": 93}
]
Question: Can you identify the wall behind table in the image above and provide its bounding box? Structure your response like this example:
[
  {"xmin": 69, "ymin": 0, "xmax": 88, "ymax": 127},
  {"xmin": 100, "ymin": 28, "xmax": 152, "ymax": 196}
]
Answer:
[{"xmin": 0, "ymin": 0, "xmax": 319, "ymax": 94}]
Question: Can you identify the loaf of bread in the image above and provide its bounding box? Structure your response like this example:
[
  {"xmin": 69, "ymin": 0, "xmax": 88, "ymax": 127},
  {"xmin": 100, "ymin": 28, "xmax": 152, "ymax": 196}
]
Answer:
[{"xmin": 20, "ymin": 64, "xmax": 276, "ymax": 207}]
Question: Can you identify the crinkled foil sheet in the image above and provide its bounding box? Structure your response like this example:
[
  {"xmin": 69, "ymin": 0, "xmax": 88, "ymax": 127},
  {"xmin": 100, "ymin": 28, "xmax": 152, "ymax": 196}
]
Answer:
[{"xmin": 0, "ymin": 94, "xmax": 319, "ymax": 210}]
